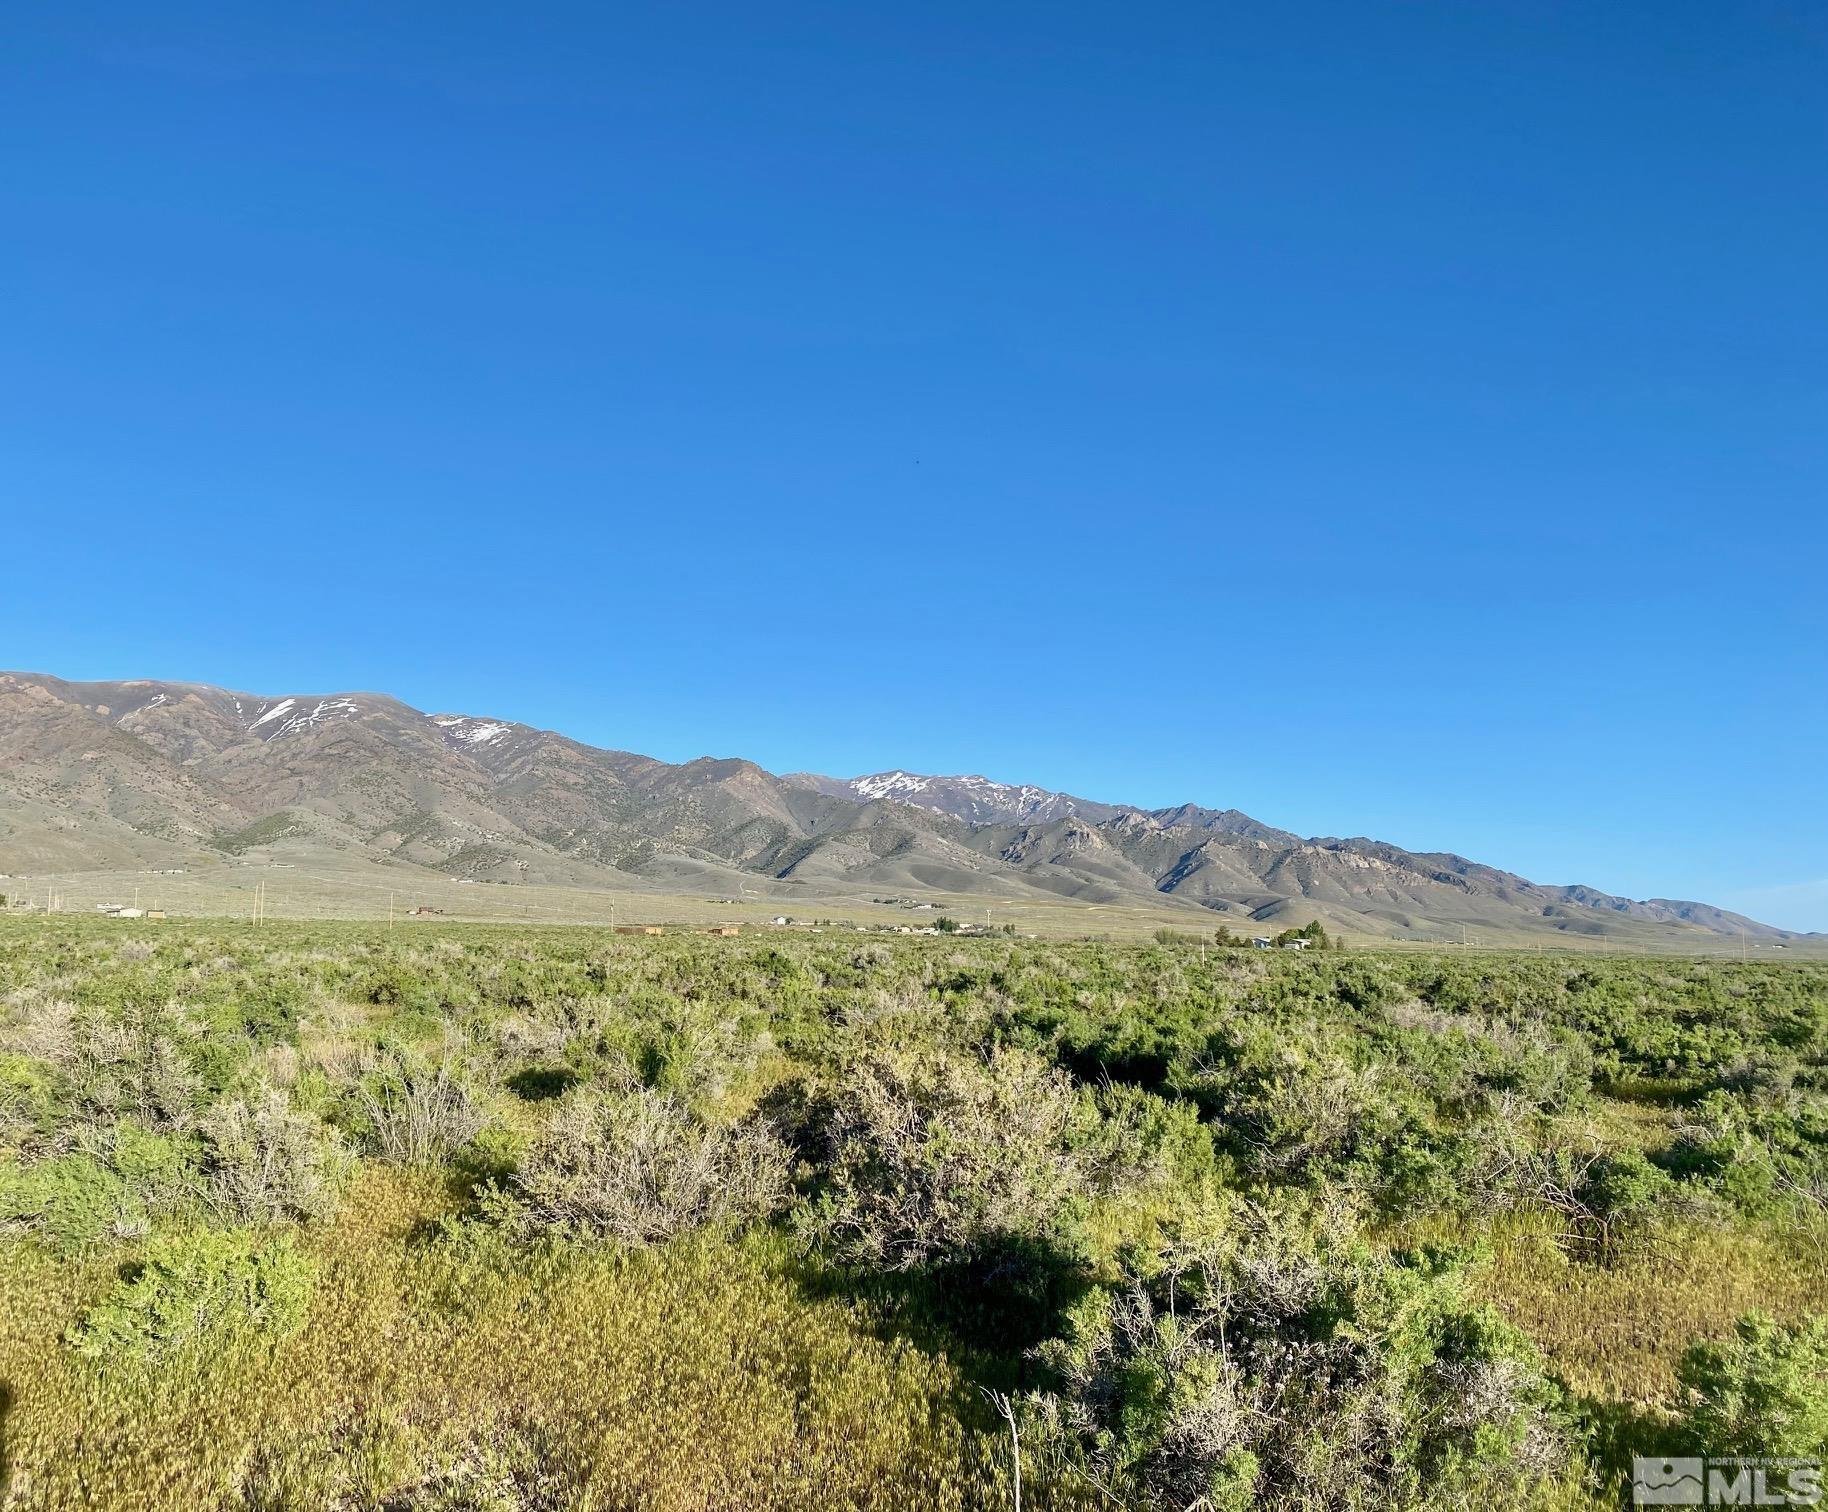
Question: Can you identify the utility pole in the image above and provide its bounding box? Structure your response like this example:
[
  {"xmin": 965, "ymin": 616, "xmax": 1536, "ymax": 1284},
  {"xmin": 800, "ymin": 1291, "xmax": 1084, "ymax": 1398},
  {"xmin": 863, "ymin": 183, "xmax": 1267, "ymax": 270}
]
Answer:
[{"xmin": 389, "ymin": 891, "xmax": 395, "ymax": 930}]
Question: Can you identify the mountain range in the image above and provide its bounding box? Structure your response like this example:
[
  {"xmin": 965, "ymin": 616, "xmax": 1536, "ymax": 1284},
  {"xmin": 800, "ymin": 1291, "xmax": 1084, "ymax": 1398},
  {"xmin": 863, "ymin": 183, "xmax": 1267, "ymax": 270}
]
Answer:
[{"xmin": 0, "ymin": 670, "xmax": 1803, "ymax": 944}]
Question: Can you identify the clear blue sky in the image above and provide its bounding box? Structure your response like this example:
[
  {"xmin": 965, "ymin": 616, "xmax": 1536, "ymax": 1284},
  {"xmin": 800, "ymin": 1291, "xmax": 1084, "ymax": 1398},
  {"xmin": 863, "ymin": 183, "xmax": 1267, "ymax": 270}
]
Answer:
[{"xmin": 4, "ymin": 3, "xmax": 1824, "ymax": 927}]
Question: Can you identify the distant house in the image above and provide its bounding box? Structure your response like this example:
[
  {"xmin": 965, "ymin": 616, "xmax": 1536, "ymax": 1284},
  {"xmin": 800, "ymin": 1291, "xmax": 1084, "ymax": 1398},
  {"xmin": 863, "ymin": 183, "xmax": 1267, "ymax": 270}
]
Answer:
[
  {"xmin": 1282, "ymin": 938, "xmax": 1309, "ymax": 950},
  {"xmin": 112, "ymin": 908, "xmax": 145, "ymax": 919},
  {"xmin": 772, "ymin": 916, "xmax": 792, "ymax": 926},
  {"xmin": 706, "ymin": 925, "xmax": 741, "ymax": 937},
  {"xmin": 145, "ymin": 910, "xmax": 167, "ymax": 921},
  {"xmin": 1251, "ymin": 937, "xmax": 1273, "ymax": 949},
  {"xmin": 614, "ymin": 924, "xmax": 664, "ymax": 936}
]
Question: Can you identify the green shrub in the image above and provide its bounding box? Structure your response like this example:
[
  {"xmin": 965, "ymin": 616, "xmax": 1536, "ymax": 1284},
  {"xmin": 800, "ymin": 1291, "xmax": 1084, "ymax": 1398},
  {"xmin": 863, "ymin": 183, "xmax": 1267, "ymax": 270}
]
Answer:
[
  {"xmin": 797, "ymin": 1045, "xmax": 1092, "ymax": 1270},
  {"xmin": 505, "ymin": 1084, "xmax": 787, "ymax": 1245},
  {"xmin": 0, "ymin": 1152, "xmax": 143, "ymax": 1250},
  {"xmin": 0, "ymin": 1117, "xmax": 204, "ymax": 1250},
  {"xmin": 354, "ymin": 1057, "xmax": 487, "ymax": 1167},
  {"xmin": 1081, "ymin": 1080, "xmax": 1224, "ymax": 1198},
  {"xmin": 109, "ymin": 1120, "xmax": 194, "ymax": 1190},
  {"xmin": 363, "ymin": 962, "xmax": 443, "ymax": 1013},
  {"xmin": 1030, "ymin": 1198, "xmax": 1570, "ymax": 1509},
  {"xmin": 0, "ymin": 1049, "xmax": 55, "ymax": 1139},
  {"xmin": 60, "ymin": 1009, "xmax": 206, "ymax": 1133},
  {"xmin": 1678, "ymin": 1313, "xmax": 1828, "ymax": 1456},
  {"xmin": 1579, "ymin": 1148, "xmax": 1676, "ymax": 1226},
  {"xmin": 201, "ymin": 1089, "xmax": 342, "ymax": 1222},
  {"xmin": 67, "ymin": 1226, "xmax": 315, "ymax": 1362}
]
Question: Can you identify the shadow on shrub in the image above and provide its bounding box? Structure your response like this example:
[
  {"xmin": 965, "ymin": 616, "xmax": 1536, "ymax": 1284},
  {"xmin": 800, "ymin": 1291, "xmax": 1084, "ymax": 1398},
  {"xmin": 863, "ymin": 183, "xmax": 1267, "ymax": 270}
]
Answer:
[
  {"xmin": 507, "ymin": 1065, "xmax": 577, "ymax": 1102},
  {"xmin": 791, "ymin": 1230, "xmax": 1095, "ymax": 1392}
]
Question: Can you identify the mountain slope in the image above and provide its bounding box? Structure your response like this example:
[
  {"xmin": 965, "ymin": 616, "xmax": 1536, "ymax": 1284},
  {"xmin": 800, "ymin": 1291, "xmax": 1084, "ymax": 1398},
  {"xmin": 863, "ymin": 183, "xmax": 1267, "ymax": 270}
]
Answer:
[{"xmin": 0, "ymin": 671, "xmax": 1804, "ymax": 943}]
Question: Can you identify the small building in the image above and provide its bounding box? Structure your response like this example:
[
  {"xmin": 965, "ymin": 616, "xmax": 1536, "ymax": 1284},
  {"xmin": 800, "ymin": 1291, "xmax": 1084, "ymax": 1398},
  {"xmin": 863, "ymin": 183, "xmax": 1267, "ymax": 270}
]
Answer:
[
  {"xmin": 706, "ymin": 925, "xmax": 740, "ymax": 937},
  {"xmin": 614, "ymin": 925, "xmax": 664, "ymax": 936},
  {"xmin": 1282, "ymin": 938, "xmax": 1309, "ymax": 950},
  {"xmin": 1251, "ymin": 936, "xmax": 1273, "ymax": 949},
  {"xmin": 145, "ymin": 910, "xmax": 167, "ymax": 920},
  {"xmin": 111, "ymin": 907, "xmax": 145, "ymax": 919}
]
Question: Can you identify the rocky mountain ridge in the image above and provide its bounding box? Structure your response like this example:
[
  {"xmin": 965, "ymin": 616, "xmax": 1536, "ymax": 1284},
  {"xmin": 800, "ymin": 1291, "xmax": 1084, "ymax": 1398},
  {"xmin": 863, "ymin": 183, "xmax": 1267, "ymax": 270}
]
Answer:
[{"xmin": 0, "ymin": 671, "xmax": 1802, "ymax": 943}]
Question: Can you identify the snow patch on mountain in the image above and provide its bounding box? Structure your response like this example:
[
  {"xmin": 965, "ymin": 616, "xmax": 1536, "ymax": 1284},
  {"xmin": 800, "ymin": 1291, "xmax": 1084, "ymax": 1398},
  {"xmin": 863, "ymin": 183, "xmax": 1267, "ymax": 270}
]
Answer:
[
  {"xmin": 254, "ymin": 698, "xmax": 364, "ymax": 739},
  {"xmin": 432, "ymin": 715, "xmax": 515, "ymax": 748},
  {"xmin": 851, "ymin": 771, "xmax": 934, "ymax": 801},
  {"xmin": 842, "ymin": 771, "xmax": 1084, "ymax": 823}
]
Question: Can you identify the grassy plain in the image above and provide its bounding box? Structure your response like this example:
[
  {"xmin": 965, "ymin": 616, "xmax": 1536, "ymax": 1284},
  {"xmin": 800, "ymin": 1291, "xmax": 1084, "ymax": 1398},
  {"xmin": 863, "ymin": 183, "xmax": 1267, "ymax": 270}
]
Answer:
[
  {"xmin": 2, "ymin": 918, "xmax": 1825, "ymax": 1508},
  {"xmin": 10, "ymin": 850, "xmax": 1819, "ymax": 955}
]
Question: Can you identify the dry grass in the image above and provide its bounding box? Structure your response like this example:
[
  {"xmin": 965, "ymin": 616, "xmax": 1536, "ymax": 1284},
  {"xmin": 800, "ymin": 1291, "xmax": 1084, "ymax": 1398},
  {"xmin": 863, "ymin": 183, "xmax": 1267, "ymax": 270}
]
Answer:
[
  {"xmin": 1390, "ymin": 1209, "xmax": 1828, "ymax": 1409},
  {"xmin": 0, "ymin": 1171, "xmax": 1073, "ymax": 1511}
]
